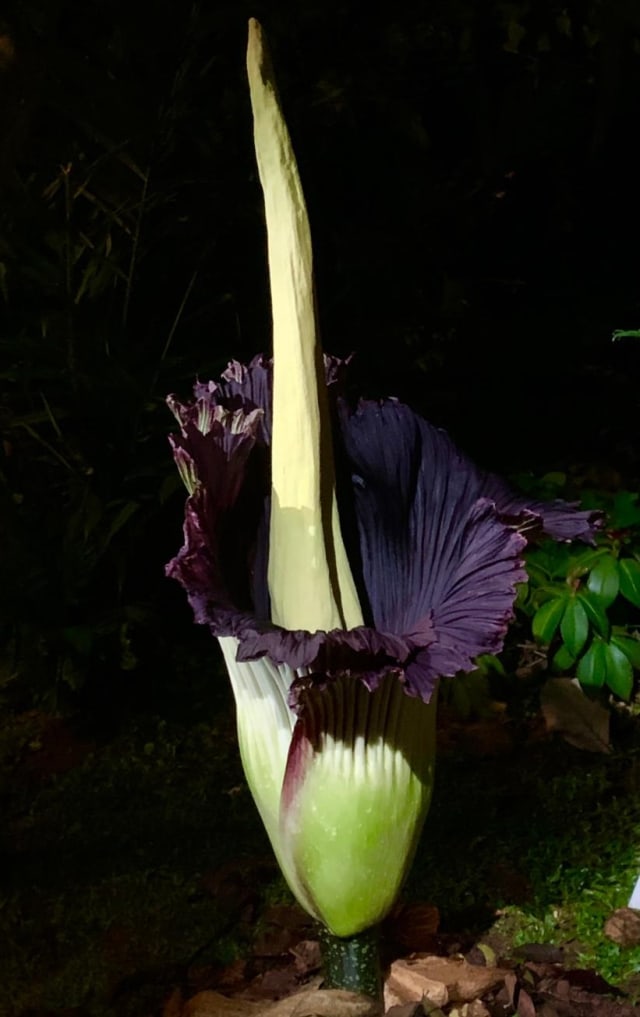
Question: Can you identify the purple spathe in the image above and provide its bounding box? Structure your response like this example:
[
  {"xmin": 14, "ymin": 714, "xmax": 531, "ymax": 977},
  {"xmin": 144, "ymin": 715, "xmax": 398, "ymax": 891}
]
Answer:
[{"xmin": 166, "ymin": 356, "xmax": 601, "ymax": 707}]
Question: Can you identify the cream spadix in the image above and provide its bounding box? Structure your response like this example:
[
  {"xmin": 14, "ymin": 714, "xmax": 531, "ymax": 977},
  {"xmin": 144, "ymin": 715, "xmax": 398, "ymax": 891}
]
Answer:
[{"xmin": 246, "ymin": 18, "xmax": 363, "ymax": 633}]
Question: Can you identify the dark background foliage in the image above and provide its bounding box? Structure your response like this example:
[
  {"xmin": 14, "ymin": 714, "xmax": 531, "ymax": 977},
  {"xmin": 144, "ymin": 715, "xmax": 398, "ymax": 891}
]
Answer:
[{"xmin": 2, "ymin": 0, "xmax": 640, "ymax": 712}]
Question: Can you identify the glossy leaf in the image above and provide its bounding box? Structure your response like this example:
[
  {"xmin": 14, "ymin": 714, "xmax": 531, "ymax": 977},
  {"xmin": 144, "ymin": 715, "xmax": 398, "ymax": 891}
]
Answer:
[
  {"xmin": 560, "ymin": 598, "xmax": 589, "ymax": 657},
  {"xmin": 532, "ymin": 596, "xmax": 567, "ymax": 644},
  {"xmin": 587, "ymin": 555, "xmax": 620, "ymax": 607},
  {"xmin": 567, "ymin": 547, "xmax": 609, "ymax": 577},
  {"xmin": 610, "ymin": 633, "xmax": 640, "ymax": 670},
  {"xmin": 602, "ymin": 642, "xmax": 633, "ymax": 700},
  {"xmin": 552, "ymin": 644, "xmax": 575, "ymax": 672},
  {"xmin": 526, "ymin": 542, "xmax": 572, "ymax": 580},
  {"xmin": 524, "ymin": 562, "xmax": 550, "ymax": 586},
  {"xmin": 475, "ymin": 654, "xmax": 507, "ymax": 677},
  {"xmin": 576, "ymin": 640, "xmax": 607, "ymax": 687},
  {"xmin": 577, "ymin": 589, "xmax": 610, "ymax": 639},
  {"xmin": 619, "ymin": 558, "xmax": 640, "ymax": 608},
  {"xmin": 538, "ymin": 582, "xmax": 569, "ymax": 599}
]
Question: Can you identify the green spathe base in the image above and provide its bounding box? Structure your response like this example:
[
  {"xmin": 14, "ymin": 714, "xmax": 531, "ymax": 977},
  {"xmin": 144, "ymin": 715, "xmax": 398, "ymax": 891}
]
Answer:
[{"xmin": 283, "ymin": 675, "xmax": 438, "ymax": 936}]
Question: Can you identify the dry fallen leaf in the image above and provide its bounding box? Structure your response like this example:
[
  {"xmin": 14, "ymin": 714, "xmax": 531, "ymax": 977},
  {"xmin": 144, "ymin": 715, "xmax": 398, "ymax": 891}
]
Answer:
[
  {"xmin": 503, "ymin": 971, "xmax": 518, "ymax": 1009},
  {"xmin": 536, "ymin": 1005, "xmax": 561, "ymax": 1017},
  {"xmin": 253, "ymin": 905, "xmax": 314, "ymax": 956},
  {"xmin": 385, "ymin": 955, "xmax": 509, "ymax": 1008},
  {"xmin": 540, "ymin": 678, "xmax": 610, "ymax": 753},
  {"xmin": 448, "ymin": 1003, "xmax": 491, "ymax": 1017},
  {"xmin": 182, "ymin": 990, "xmax": 264, "ymax": 1016},
  {"xmin": 181, "ymin": 987, "xmax": 382, "ymax": 1017},
  {"xmin": 290, "ymin": 938, "xmax": 322, "ymax": 975},
  {"xmin": 514, "ymin": 986, "xmax": 536, "ymax": 1017},
  {"xmin": 384, "ymin": 967, "xmax": 447, "ymax": 1012},
  {"xmin": 604, "ymin": 907, "xmax": 640, "ymax": 946},
  {"xmin": 385, "ymin": 1003, "xmax": 427, "ymax": 1016},
  {"xmin": 263, "ymin": 988, "xmax": 383, "ymax": 1016}
]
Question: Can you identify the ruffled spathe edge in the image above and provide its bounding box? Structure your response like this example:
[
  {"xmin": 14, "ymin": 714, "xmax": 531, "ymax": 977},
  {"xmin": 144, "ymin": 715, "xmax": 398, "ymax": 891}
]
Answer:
[{"xmin": 166, "ymin": 356, "xmax": 602, "ymax": 708}]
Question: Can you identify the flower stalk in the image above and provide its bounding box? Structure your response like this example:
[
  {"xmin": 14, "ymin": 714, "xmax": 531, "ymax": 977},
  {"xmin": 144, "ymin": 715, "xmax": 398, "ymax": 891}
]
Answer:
[{"xmin": 318, "ymin": 925, "xmax": 382, "ymax": 1000}]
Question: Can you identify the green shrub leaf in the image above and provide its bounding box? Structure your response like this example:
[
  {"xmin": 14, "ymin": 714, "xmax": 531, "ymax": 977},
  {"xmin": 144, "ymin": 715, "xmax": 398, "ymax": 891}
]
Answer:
[
  {"xmin": 577, "ymin": 590, "xmax": 610, "ymax": 639},
  {"xmin": 552, "ymin": 644, "xmax": 575, "ymax": 672},
  {"xmin": 610, "ymin": 633, "xmax": 640, "ymax": 670},
  {"xmin": 560, "ymin": 598, "xmax": 589, "ymax": 657},
  {"xmin": 526, "ymin": 542, "xmax": 572, "ymax": 580},
  {"xmin": 532, "ymin": 596, "xmax": 567, "ymax": 644},
  {"xmin": 587, "ymin": 555, "xmax": 620, "ymax": 607},
  {"xmin": 568, "ymin": 547, "xmax": 609, "ymax": 577},
  {"xmin": 619, "ymin": 558, "xmax": 640, "ymax": 608},
  {"xmin": 525, "ymin": 562, "xmax": 551, "ymax": 585},
  {"xmin": 602, "ymin": 642, "xmax": 634, "ymax": 699},
  {"xmin": 577, "ymin": 640, "xmax": 607, "ymax": 687}
]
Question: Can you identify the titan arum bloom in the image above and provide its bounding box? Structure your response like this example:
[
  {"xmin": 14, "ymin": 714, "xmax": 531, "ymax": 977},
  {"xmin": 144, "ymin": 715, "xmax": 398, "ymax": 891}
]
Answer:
[{"xmin": 167, "ymin": 18, "xmax": 600, "ymax": 999}]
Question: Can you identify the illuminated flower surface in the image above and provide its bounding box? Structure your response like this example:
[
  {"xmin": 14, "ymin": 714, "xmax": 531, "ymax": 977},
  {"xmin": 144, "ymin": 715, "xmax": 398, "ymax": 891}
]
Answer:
[{"xmin": 166, "ymin": 17, "xmax": 601, "ymax": 997}]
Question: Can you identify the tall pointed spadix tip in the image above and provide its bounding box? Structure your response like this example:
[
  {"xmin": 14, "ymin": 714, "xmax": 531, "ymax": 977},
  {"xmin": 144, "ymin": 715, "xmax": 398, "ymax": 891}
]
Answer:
[{"xmin": 246, "ymin": 19, "xmax": 363, "ymax": 634}]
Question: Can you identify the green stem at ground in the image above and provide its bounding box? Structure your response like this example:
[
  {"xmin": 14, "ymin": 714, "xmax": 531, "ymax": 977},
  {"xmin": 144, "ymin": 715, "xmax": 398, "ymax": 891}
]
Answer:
[{"xmin": 318, "ymin": 924, "xmax": 382, "ymax": 1001}]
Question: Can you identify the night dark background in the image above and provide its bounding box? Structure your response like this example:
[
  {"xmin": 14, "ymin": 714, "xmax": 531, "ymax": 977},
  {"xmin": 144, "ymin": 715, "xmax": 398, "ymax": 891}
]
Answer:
[{"xmin": 2, "ymin": 0, "xmax": 640, "ymax": 710}]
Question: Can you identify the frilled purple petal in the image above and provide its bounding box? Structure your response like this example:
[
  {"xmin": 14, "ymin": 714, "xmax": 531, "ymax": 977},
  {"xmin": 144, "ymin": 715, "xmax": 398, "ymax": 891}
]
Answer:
[
  {"xmin": 336, "ymin": 400, "xmax": 528, "ymax": 695},
  {"xmin": 166, "ymin": 354, "xmax": 355, "ymax": 630},
  {"xmin": 166, "ymin": 403, "xmax": 270, "ymax": 621},
  {"xmin": 167, "ymin": 356, "xmax": 599, "ymax": 707},
  {"xmin": 168, "ymin": 492, "xmax": 233, "ymax": 621},
  {"xmin": 170, "ymin": 354, "xmax": 274, "ymax": 445},
  {"xmin": 167, "ymin": 405, "xmax": 263, "ymax": 503},
  {"xmin": 171, "ymin": 353, "xmax": 349, "ymax": 449},
  {"xmin": 236, "ymin": 622, "xmax": 416, "ymax": 704},
  {"xmin": 213, "ymin": 355, "xmax": 273, "ymax": 443},
  {"xmin": 477, "ymin": 472, "xmax": 602, "ymax": 543}
]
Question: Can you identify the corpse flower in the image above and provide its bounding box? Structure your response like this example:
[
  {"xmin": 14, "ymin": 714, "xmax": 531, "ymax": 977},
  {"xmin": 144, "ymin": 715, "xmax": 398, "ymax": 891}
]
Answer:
[{"xmin": 167, "ymin": 18, "xmax": 600, "ymax": 1000}]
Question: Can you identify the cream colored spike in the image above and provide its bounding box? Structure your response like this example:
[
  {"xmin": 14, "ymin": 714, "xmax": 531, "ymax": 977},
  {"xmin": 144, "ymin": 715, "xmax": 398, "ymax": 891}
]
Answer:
[{"xmin": 247, "ymin": 18, "xmax": 363, "ymax": 633}]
